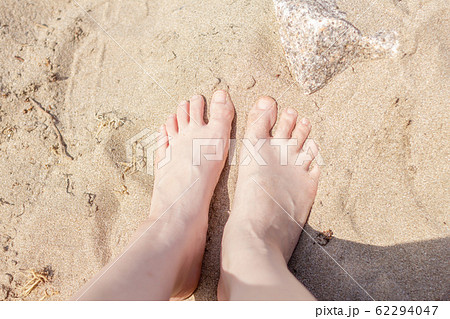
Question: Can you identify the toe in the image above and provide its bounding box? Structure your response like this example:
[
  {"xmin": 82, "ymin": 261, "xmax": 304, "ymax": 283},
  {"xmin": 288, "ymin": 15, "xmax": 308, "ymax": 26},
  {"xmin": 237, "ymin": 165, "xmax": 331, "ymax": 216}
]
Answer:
[
  {"xmin": 189, "ymin": 95, "xmax": 206, "ymax": 125},
  {"xmin": 177, "ymin": 101, "xmax": 190, "ymax": 129},
  {"xmin": 209, "ymin": 90, "xmax": 235, "ymax": 130},
  {"xmin": 245, "ymin": 96, "xmax": 277, "ymax": 139},
  {"xmin": 292, "ymin": 117, "xmax": 311, "ymax": 150},
  {"xmin": 165, "ymin": 114, "xmax": 178, "ymax": 137},
  {"xmin": 273, "ymin": 108, "xmax": 297, "ymax": 138},
  {"xmin": 298, "ymin": 139, "xmax": 319, "ymax": 170}
]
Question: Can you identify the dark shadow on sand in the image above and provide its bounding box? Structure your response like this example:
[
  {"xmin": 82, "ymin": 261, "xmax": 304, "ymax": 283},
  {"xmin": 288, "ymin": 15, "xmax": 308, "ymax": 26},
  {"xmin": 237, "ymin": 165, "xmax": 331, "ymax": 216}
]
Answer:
[
  {"xmin": 289, "ymin": 225, "xmax": 449, "ymax": 301},
  {"xmin": 195, "ymin": 220, "xmax": 449, "ymax": 300}
]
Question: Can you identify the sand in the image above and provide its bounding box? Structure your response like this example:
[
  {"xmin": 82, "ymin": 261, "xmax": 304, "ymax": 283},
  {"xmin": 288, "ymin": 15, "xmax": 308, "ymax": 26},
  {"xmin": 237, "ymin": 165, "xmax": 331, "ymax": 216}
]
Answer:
[{"xmin": 0, "ymin": 0, "xmax": 448, "ymax": 300}]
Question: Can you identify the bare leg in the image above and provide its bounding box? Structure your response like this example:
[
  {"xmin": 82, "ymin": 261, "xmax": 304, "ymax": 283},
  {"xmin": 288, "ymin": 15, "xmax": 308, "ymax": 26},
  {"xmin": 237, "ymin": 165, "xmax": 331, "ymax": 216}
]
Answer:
[
  {"xmin": 73, "ymin": 91, "xmax": 235, "ymax": 300},
  {"xmin": 218, "ymin": 96, "xmax": 320, "ymax": 300}
]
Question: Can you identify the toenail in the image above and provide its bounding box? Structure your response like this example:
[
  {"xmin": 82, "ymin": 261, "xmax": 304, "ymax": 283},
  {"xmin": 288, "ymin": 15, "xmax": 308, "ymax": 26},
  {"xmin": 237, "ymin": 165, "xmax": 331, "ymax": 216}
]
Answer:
[
  {"xmin": 287, "ymin": 108, "xmax": 297, "ymax": 115},
  {"xmin": 301, "ymin": 117, "xmax": 310, "ymax": 126},
  {"xmin": 256, "ymin": 98, "xmax": 273, "ymax": 110},
  {"xmin": 212, "ymin": 90, "xmax": 227, "ymax": 104},
  {"xmin": 191, "ymin": 95, "xmax": 202, "ymax": 101},
  {"xmin": 179, "ymin": 100, "xmax": 188, "ymax": 106}
]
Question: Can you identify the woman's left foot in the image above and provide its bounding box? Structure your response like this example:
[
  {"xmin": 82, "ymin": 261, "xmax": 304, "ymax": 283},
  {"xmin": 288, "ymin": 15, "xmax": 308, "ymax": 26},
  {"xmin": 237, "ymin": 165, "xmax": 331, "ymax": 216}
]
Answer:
[{"xmin": 74, "ymin": 91, "xmax": 234, "ymax": 301}]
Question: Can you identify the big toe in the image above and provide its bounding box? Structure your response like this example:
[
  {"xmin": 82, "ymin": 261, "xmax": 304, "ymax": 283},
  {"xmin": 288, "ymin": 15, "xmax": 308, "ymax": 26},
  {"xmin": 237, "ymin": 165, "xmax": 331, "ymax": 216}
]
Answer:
[
  {"xmin": 189, "ymin": 95, "xmax": 206, "ymax": 126},
  {"xmin": 245, "ymin": 96, "xmax": 277, "ymax": 139},
  {"xmin": 209, "ymin": 90, "xmax": 235, "ymax": 130}
]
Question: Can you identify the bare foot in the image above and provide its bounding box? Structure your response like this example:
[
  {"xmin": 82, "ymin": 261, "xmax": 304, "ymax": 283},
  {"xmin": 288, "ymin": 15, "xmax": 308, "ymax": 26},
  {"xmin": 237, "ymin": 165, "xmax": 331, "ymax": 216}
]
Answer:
[
  {"xmin": 152, "ymin": 90, "xmax": 235, "ymax": 299},
  {"xmin": 218, "ymin": 96, "xmax": 319, "ymax": 300},
  {"xmin": 74, "ymin": 90, "xmax": 234, "ymax": 300}
]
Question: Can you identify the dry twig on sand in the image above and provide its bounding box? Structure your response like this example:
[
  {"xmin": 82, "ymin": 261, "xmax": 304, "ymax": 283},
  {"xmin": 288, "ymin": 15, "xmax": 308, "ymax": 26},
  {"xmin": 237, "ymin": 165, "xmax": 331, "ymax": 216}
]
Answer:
[
  {"xmin": 28, "ymin": 98, "xmax": 73, "ymax": 160},
  {"xmin": 20, "ymin": 268, "xmax": 59, "ymax": 300},
  {"xmin": 20, "ymin": 269, "xmax": 48, "ymax": 298}
]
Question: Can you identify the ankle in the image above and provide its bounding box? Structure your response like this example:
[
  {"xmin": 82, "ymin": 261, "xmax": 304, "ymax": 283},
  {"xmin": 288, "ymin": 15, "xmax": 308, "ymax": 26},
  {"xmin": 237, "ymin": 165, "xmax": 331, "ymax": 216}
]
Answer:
[
  {"xmin": 224, "ymin": 215, "xmax": 287, "ymax": 254},
  {"xmin": 219, "ymin": 242, "xmax": 295, "ymax": 300},
  {"xmin": 221, "ymin": 219, "xmax": 286, "ymax": 272}
]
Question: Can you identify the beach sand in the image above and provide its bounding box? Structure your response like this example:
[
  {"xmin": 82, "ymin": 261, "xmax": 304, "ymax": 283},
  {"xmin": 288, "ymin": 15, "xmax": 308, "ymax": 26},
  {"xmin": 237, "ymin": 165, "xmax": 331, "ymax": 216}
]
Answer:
[{"xmin": 0, "ymin": 0, "xmax": 448, "ymax": 300}]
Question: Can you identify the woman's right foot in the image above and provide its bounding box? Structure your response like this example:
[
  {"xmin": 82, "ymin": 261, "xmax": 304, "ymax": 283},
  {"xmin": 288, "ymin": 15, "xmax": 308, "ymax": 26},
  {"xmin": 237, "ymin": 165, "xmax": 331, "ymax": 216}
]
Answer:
[{"xmin": 219, "ymin": 96, "xmax": 320, "ymax": 300}]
